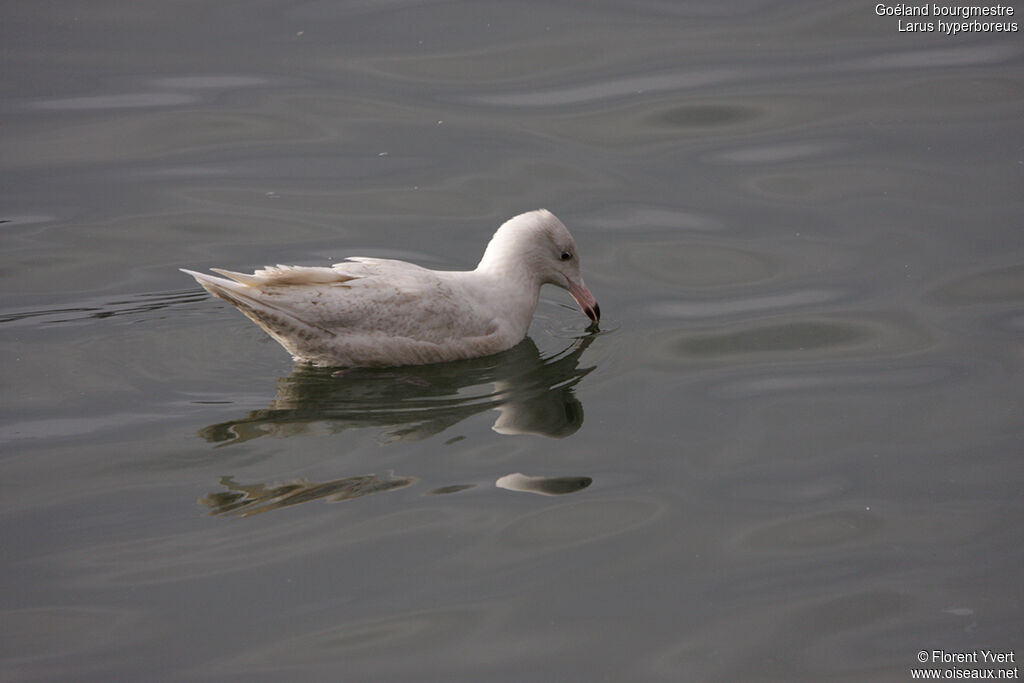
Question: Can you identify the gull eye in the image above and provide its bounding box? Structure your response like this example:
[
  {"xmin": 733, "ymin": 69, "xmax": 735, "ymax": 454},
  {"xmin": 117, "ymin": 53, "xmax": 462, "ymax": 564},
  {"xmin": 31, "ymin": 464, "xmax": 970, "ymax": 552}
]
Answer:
[{"xmin": 559, "ymin": 251, "xmax": 572, "ymax": 261}]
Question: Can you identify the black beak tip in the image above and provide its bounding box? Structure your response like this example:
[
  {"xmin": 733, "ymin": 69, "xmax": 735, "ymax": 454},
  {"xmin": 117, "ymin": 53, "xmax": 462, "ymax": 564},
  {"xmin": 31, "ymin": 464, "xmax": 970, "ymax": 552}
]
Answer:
[{"xmin": 588, "ymin": 303, "xmax": 600, "ymax": 323}]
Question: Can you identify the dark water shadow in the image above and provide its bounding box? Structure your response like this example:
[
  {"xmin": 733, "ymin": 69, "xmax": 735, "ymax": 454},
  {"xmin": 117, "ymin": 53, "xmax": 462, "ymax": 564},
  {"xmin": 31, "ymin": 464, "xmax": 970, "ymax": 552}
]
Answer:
[{"xmin": 198, "ymin": 333, "xmax": 598, "ymax": 446}]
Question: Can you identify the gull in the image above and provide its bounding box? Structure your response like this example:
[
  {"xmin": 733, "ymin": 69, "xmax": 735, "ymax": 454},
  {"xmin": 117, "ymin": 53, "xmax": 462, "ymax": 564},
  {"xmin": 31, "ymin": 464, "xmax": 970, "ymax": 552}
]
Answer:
[{"xmin": 182, "ymin": 209, "xmax": 599, "ymax": 366}]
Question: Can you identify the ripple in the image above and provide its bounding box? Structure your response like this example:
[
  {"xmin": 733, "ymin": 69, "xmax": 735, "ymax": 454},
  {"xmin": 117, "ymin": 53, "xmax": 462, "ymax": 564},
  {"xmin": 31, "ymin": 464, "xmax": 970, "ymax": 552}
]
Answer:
[
  {"xmin": 623, "ymin": 242, "xmax": 776, "ymax": 288},
  {"xmin": 496, "ymin": 498, "xmax": 662, "ymax": 550},
  {"xmin": 1003, "ymin": 312, "xmax": 1024, "ymax": 331},
  {"xmin": 651, "ymin": 102, "xmax": 762, "ymax": 128},
  {"xmin": 469, "ymin": 68, "xmax": 738, "ymax": 108},
  {"xmin": 0, "ymin": 289, "xmax": 208, "ymax": 328},
  {"xmin": 23, "ymin": 75, "xmax": 274, "ymax": 112},
  {"xmin": 58, "ymin": 506, "xmax": 456, "ymax": 586},
  {"xmin": 713, "ymin": 364, "xmax": 953, "ymax": 399},
  {"xmin": 582, "ymin": 206, "xmax": 722, "ymax": 232},
  {"xmin": 151, "ymin": 75, "xmax": 272, "ymax": 89},
  {"xmin": 200, "ymin": 602, "xmax": 567, "ymax": 677},
  {"xmin": 0, "ymin": 605, "xmax": 149, "ymax": 677},
  {"xmin": 204, "ymin": 605, "xmax": 485, "ymax": 675},
  {"xmin": 0, "ymin": 214, "xmax": 56, "ymax": 226},
  {"xmin": 650, "ymin": 289, "xmax": 845, "ymax": 319},
  {"xmin": 736, "ymin": 510, "xmax": 882, "ymax": 552},
  {"xmin": 676, "ymin": 320, "xmax": 867, "ymax": 356},
  {"xmin": 744, "ymin": 166, "xmax": 895, "ymax": 203},
  {"xmin": 925, "ymin": 264, "xmax": 1024, "ymax": 306},
  {"xmin": 725, "ymin": 475, "xmax": 851, "ymax": 505},
  {"xmin": 4, "ymin": 108, "xmax": 321, "ymax": 167},
  {"xmin": 713, "ymin": 140, "xmax": 837, "ymax": 164},
  {"xmin": 660, "ymin": 312, "xmax": 931, "ymax": 364},
  {"xmin": 26, "ymin": 92, "xmax": 198, "ymax": 111},
  {"xmin": 844, "ymin": 43, "xmax": 1021, "ymax": 72}
]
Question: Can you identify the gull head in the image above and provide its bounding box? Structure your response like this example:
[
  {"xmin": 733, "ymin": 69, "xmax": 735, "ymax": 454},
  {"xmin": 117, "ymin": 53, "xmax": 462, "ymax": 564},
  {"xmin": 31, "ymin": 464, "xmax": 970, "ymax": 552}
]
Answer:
[{"xmin": 478, "ymin": 209, "xmax": 600, "ymax": 323}]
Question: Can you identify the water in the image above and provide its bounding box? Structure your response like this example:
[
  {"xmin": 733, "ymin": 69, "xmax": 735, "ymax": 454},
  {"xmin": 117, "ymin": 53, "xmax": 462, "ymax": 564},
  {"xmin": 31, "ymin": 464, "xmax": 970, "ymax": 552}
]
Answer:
[{"xmin": 2, "ymin": 2, "xmax": 1022, "ymax": 681}]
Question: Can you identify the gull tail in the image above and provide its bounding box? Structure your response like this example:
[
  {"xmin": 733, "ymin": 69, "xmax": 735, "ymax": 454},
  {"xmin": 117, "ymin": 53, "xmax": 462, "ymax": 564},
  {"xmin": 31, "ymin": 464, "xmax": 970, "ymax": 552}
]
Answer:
[{"xmin": 181, "ymin": 269, "xmax": 336, "ymax": 355}]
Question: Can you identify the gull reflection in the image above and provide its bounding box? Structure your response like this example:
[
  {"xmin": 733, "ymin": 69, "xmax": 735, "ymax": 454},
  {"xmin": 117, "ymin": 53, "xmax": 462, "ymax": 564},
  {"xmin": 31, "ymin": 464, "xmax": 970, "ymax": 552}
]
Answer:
[
  {"xmin": 198, "ymin": 334, "xmax": 596, "ymax": 445},
  {"xmin": 495, "ymin": 473, "xmax": 593, "ymax": 496},
  {"xmin": 201, "ymin": 470, "xmax": 592, "ymax": 517},
  {"xmin": 199, "ymin": 473, "xmax": 414, "ymax": 517}
]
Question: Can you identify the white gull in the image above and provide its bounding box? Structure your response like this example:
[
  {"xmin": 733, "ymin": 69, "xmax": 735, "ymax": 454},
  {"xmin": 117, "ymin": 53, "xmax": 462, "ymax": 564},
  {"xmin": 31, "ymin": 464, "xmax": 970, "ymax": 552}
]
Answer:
[{"xmin": 182, "ymin": 209, "xmax": 599, "ymax": 367}]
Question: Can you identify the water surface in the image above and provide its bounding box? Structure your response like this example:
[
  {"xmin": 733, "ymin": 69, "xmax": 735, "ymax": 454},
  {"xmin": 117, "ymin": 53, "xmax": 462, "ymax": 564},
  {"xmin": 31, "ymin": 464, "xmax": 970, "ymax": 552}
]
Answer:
[{"xmin": 2, "ymin": 2, "xmax": 1022, "ymax": 681}]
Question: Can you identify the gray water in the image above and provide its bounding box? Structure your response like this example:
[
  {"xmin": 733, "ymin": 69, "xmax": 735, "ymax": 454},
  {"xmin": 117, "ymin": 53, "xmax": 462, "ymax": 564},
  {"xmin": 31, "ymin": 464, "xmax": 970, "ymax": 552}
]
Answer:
[{"xmin": 2, "ymin": 2, "xmax": 1022, "ymax": 681}]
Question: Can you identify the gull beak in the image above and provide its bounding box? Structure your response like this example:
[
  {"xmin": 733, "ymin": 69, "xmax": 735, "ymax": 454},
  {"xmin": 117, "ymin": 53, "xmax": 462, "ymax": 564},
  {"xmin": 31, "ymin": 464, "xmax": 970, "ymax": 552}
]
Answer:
[{"xmin": 566, "ymin": 278, "xmax": 600, "ymax": 323}]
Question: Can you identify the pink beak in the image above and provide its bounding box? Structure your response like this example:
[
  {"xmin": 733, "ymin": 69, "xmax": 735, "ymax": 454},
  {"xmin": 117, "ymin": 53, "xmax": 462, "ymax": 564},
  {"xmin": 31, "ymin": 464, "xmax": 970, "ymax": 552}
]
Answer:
[{"xmin": 567, "ymin": 278, "xmax": 600, "ymax": 323}]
